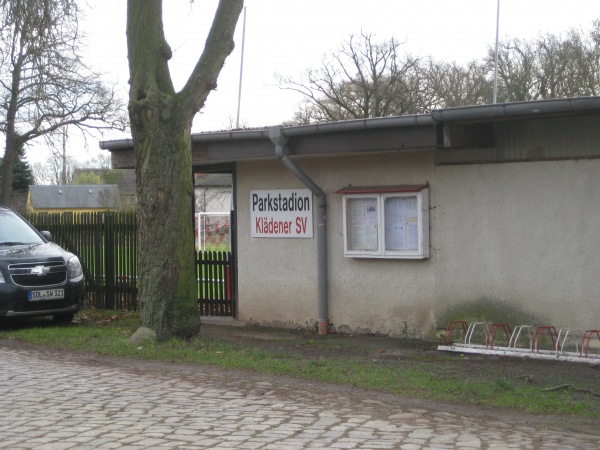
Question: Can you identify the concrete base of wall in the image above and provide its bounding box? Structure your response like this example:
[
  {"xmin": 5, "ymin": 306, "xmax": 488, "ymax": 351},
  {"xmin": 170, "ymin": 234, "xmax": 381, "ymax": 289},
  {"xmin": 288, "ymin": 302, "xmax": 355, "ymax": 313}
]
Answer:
[
  {"xmin": 437, "ymin": 344, "xmax": 600, "ymax": 365},
  {"xmin": 200, "ymin": 317, "xmax": 247, "ymax": 327}
]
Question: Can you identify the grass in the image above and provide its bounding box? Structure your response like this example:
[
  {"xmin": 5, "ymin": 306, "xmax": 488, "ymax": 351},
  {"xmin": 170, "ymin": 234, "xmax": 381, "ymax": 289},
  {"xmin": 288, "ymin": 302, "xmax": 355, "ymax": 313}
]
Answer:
[{"xmin": 0, "ymin": 309, "xmax": 596, "ymax": 419}]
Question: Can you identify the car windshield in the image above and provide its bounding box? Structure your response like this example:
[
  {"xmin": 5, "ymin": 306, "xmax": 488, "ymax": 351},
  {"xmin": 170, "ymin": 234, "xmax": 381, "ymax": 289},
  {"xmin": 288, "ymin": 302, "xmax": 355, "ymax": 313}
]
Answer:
[{"xmin": 0, "ymin": 210, "xmax": 45, "ymax": 246}]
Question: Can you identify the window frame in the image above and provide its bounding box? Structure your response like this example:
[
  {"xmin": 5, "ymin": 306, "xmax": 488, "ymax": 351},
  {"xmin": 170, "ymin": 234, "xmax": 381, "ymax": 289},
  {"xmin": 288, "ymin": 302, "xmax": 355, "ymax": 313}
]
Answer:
[{"xmin": 340, "ymin": 186, "xmax": 429, "ymax": 259}]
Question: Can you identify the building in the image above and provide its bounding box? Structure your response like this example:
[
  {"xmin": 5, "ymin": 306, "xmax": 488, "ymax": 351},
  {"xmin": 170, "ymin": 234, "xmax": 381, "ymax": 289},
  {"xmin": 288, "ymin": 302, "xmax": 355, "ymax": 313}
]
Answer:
[
  {"xmin": 71, "ymin": 168, "xmax": 137, "ymax": 208},
  {"xmin": 101, "ymin": 97, "xmax": 600, "ymax": 339}
]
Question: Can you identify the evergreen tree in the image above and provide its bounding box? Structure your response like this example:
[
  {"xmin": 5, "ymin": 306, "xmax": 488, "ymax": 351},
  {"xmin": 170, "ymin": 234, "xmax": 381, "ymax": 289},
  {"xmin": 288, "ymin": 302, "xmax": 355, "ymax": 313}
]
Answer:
[{"xmin": 0, "ymin": 144, "xmax": 34, "ymax": 193}]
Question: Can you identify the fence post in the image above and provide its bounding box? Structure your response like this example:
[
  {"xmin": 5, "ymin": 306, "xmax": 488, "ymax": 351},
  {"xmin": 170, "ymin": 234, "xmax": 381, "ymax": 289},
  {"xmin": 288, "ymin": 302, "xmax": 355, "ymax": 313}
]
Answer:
[{"xmin": 104, "ymin": 212, "xmax": 115, "ymax": 310}]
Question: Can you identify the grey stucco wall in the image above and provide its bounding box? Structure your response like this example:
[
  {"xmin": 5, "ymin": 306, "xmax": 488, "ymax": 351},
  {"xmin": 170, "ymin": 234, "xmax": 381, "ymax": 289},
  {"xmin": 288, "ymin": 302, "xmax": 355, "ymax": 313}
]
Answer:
[
  {"xmin": 234, "ymin": 151, "xmax": 600, "ymax": 338},
  {"xmin": 433, "ymin": 158, "xmax": 600, "ymax": 332},
  {"xmin": 236, "ymin": 151, "xmax": 436, "ymax": 335}
]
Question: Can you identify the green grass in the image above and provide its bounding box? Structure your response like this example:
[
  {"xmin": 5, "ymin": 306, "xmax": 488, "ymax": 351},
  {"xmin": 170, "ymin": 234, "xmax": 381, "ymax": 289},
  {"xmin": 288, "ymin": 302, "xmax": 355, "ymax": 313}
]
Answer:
[{"xmin": 0, "ymin": 309, "xmax": 595, "ymax": 419}]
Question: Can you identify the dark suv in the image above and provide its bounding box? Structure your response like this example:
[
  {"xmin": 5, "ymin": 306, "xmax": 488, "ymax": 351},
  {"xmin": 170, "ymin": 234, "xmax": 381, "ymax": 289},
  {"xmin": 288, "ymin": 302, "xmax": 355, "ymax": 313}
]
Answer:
[{"xmin": 0, "ymin": 206, "xmax": 85, "ymax": 322}]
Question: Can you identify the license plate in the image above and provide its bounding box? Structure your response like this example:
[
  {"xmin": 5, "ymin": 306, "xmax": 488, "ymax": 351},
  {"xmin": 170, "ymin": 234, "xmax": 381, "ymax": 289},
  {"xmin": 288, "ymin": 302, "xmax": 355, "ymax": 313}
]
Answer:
[{"xmin": 28, "ymin": 289, "xmax": 64, "ymax": 301}]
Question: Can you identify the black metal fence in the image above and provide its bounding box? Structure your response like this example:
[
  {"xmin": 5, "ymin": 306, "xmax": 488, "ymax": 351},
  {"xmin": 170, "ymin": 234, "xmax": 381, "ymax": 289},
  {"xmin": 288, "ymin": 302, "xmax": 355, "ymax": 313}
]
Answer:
[
  {"xmin": 25, "ymin": 211, "xmax": 234, "ymax": 316},
  {"xmin": 197, "ymin": 250, "xmax": 235, "ymax": 316}
]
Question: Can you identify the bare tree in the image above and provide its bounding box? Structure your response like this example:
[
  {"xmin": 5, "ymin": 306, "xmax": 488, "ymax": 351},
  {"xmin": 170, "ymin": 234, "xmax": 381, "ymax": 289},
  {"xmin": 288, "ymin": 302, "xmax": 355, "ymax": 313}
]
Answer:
[
  {"xmin": 79, "ymin": 152, "xmax": 112, "ymax": 170},
  {"xmin": 127, "ymin": 0, "xmax": 243, "ymax": 340},
  {"xmin": 282, "ymin": 19, "xmax": 600, "ymax": 122},
  {"xmin": 221, "ymin": 115, "xmax": 249, "ymax": 130},
  {"xmin": 278, "ymin": 32, "xmax": 425, "ymax": 124},
  {"xmin": 30, "ymin": 162, "xmax": 50, "ymax": 185},
  {"xmin": 31, "ymin": 154, "xmax": 75, "ymax": 185},
  {"xmin": 32, "ymin": 150, "xmax": 116, "ymax": 186},
  {"xmin": 488, "ymin": 20, "xmax": 600, "ymax": 102},
  {"xmin": 424, "ymin": 60, "xmax": 493, "ymax": 109},
  {"xmin": 492, "ymin": 37, "xmax": 548, "ymax": 102},
  {"xmin": 0, "ymin": 0, "xmax": 127, "ymax": 205},
  {"xmin": 584, "ymin": 19, "xmax": 600, "ymax": 94}
]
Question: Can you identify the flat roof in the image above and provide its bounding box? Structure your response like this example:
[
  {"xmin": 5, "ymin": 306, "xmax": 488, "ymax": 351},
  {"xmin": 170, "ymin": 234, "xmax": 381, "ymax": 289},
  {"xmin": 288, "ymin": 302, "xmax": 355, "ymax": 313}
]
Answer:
[{"xmin": 100, "ymin": 97, "xmax": 600, "ymax": 169}]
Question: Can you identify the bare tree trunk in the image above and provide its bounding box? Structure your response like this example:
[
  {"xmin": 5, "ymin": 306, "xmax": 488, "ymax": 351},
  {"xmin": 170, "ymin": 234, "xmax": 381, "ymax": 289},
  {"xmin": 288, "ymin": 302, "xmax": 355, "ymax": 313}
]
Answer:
[
  {"xmin": 1, "ymin": 54, "xmax": 22, "ymax": 206},
  {"xmin": 134, "ymin": 111, "xmax": 198, "ymax": 340},
  {"xmin": 127, "ymin": 0, "xmax": 242, "ymax": 340}
]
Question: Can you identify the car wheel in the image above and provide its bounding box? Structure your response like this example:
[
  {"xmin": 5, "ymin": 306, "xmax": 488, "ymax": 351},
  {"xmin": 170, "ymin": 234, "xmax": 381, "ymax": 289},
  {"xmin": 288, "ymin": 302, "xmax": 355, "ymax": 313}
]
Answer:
[{"xmin": 53, "ymin": 312, "xmax": 75, "ymax": 323}]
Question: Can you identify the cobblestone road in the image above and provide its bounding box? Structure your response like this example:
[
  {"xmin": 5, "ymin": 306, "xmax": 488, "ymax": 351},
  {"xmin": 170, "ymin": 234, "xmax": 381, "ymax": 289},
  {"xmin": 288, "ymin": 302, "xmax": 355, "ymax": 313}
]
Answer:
[{"xmin": 0, "ymin": 344, "xmax": 598, "ymax": 449}]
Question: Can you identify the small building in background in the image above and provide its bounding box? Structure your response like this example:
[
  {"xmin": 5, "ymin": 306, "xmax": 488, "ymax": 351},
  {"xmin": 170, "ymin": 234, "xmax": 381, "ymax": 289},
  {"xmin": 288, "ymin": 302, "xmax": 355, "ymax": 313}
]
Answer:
[{"xmin": 72, "ymin": 168, "xmax": 137, "ymax": 208}]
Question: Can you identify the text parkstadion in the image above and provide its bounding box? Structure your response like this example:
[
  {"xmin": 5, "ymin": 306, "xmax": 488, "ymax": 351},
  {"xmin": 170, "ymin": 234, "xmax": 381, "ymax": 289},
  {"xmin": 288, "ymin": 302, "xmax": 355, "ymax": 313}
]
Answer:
[{"xmin": 251, "ymin": 189, "xmax": 313, "ymax": 238}]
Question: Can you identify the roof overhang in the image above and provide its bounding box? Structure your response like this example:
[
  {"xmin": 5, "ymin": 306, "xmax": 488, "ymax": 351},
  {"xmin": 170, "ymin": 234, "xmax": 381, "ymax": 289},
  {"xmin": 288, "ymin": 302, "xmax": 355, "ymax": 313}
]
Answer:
[{"xmin": 100, "ymin": 97, "xmax": 600, "ymax": 169}]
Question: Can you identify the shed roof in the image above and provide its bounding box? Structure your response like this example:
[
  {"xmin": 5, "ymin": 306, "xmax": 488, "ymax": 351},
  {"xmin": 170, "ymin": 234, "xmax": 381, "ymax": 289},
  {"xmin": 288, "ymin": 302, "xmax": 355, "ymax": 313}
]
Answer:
[{"xmin": 29, "ymin": 185, "xmax": 119, "ymax": 209}]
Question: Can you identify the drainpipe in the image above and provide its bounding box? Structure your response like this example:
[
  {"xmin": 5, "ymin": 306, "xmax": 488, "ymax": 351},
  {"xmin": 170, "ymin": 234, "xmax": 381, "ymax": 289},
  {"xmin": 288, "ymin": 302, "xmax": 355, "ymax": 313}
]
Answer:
[{"xmin": 269, "ymin": 126, "xmax": 329, "ymax": 335}]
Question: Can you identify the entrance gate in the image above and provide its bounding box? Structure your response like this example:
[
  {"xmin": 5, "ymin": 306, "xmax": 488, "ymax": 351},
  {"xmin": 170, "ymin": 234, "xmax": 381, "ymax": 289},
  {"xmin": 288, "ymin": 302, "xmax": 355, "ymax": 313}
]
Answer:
[
  {"xmin": 197, "ymin": 250, "xmax": 235, "ymax": 316},
  {"xmin": 194, "ymin": 166, "xmax": 236, "ymax": 317}
]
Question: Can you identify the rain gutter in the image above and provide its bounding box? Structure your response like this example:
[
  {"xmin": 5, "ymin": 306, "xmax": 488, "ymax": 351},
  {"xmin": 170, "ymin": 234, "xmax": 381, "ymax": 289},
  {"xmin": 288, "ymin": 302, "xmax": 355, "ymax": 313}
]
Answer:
[
  {"xmin": 430, "ymin": 97, "xmax": 600, "ymax": 123},
  {"xmin": 99, "ymin": 97, "xmax": 600, "ymax": 151},
  {"xmin": 268, "ymin": 126, "xmax": 329, "ymax": 335},
  {"xmin": 99, "ymin": 115, "xmax": 434, "ymax": 150}
]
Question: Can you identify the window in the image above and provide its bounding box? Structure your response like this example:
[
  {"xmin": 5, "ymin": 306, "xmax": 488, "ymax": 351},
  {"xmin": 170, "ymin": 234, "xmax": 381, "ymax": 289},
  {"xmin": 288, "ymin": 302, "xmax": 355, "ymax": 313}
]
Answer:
[{"xmin": 338, "ymin": 185, "xmax": 429, "ymax": 259}]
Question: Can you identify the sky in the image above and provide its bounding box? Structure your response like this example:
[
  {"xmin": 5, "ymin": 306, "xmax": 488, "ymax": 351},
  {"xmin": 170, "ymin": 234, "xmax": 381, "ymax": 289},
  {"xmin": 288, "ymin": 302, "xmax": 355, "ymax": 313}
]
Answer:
[{"xmin": 28, "ymin": 0, "xmax": 600, "ymax": 165}]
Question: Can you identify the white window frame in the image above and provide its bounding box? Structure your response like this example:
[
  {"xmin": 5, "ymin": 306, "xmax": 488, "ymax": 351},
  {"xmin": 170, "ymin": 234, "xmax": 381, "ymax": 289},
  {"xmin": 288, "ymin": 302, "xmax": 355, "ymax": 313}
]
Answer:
[{"xmin": 341, "ymin": 187, "xmax": 429, "ymax": 259}]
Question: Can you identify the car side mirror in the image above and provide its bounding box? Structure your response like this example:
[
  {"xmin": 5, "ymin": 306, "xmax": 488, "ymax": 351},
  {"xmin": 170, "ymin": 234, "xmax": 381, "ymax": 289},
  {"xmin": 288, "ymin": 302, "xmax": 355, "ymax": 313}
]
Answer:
[{"xmin": 40, "ymin": 230, "xmax": 53, "ymax": 242}]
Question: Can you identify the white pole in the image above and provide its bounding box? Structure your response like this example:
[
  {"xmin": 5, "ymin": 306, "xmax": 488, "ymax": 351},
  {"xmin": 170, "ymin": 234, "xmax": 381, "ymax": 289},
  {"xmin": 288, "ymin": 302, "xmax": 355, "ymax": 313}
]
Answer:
[
  {"xmin": 235, "ymin": 7, "xmax": 247, "ymax": 129},
  {"xmin": 493, "ymin": 0, "xmax": 500, "ymax": 104},
  {"xmin": 62, "ymin": 126, "xmax": 67, "ymax": 185}
]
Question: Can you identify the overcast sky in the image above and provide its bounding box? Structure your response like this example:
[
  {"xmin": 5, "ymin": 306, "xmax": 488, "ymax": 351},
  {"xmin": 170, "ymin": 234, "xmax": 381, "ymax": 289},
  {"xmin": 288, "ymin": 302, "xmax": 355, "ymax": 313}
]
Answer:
[{"xmin": 30, "ymin": 0, "xmax": 600, "ymax": 164}]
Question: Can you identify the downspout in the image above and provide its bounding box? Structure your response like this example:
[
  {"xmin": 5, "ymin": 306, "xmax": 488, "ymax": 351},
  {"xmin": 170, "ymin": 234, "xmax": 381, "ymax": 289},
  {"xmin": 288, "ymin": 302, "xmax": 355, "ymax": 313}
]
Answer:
[{"xmin": 269, "ymin": 126, "xmax": 329, "ymax": 335}]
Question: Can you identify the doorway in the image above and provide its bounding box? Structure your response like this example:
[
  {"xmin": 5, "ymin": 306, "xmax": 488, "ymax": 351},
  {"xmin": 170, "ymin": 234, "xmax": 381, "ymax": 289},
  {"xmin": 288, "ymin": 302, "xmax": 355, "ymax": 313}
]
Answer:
[{"xmin": 193, "ymin": 164, "xmax": 236, "ymax": 317}]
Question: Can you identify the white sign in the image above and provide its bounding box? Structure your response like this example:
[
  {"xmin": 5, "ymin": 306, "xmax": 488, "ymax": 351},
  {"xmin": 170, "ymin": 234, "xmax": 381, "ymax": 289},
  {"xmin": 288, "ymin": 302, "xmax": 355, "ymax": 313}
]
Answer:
[{"xmin": 251, "ymin": 189, "xmax": 313, "ymax": 238}]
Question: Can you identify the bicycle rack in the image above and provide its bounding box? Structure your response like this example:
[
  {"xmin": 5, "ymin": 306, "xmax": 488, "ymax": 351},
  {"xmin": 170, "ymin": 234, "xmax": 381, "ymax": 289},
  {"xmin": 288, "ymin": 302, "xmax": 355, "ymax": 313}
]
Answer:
[
  {"xmin": 532, "ymin": 326, "xmax": 558, "ymax": 353},
  {"xmin": 509, "ymin": 325, "xmax": 534, "ymax": 351},
  {"xmin": 486, "ymin": 323, "xmax": 512, "ymax": 349},
  {"xmin": 465, "ymin": 322, "xmax": 489, "ymax": 346},
  {"xmin": 580, "ymin": 330, "xmax": 600, "ymax": 358},
  {"xmin": 442, "ymin": 320, "xmax": 468, "ymax": 345},
  {"xmin": 556, "ymin": 328, "xmax": 581, "ymax": 356},
  {"xmin": 438, "ymin": 320, "xmax": 600, "ymax": 363}
]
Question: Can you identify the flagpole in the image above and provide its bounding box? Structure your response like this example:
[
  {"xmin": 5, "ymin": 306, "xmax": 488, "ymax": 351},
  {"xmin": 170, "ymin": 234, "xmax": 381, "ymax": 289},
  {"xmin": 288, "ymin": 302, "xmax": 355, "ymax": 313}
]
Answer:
[
  {"xmin": 235, "ymin": 7, "xmax": 247, "ymax": 129},
  {"xmin": 493, "ymin": 0, "xmax": 500, "ymax": 103}
]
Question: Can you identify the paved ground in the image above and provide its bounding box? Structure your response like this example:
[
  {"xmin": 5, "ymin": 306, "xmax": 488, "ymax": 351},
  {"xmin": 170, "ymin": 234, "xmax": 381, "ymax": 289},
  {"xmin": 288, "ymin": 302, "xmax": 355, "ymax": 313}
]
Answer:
[{"xmin": 0, "ymin": 344, "xmax": 599, "ymax": 449}]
